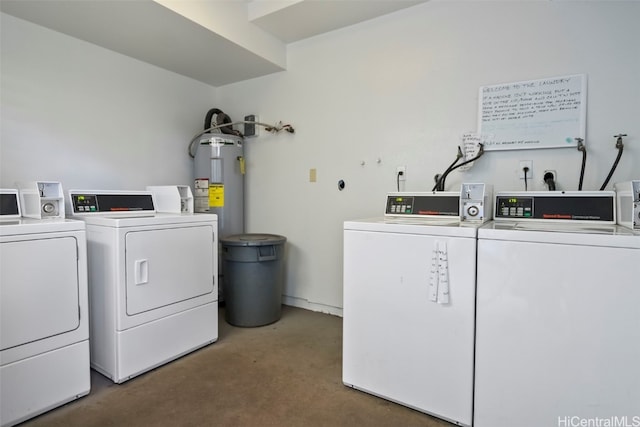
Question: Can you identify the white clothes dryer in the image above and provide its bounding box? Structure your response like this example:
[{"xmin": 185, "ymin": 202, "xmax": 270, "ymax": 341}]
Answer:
[
  {"xmin": 1, "ymin": 190, "xmax": 90, "ymax": 427},
  {"xmin": 474, "ymin": 191, "xmax": 640, "ymax": 427},
  {"xmin": 68, "ymin": 190, "xmax": 218, "ymax": 383}
]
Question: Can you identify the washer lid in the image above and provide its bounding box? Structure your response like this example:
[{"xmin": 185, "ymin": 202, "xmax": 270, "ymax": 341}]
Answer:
[
  {"xmin": 221, "ymin": 233, "xmax": 286, "ymax": 246},
  {"xmin": 344, "ymin": 217, "xmax": 480, "ymax": 238}
]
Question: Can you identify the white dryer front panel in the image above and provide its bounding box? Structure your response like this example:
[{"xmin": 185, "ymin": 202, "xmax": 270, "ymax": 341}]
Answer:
[
  {"xmin": 109, "ymin": 222, "xmax": 217, "ymax": 331},
  {"xmin": 125, "ymin": 226, "xmax": 214, "ymax": 315},
  {"xmin": 81, "ymin": 215, "xmax": 218, "ymax": 383},
  {"xmin": 0, "ymin": 236, "xmax": 80, "ymax": 353}
]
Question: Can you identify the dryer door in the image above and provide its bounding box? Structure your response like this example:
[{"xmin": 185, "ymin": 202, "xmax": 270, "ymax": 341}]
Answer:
[
  {"xmin": 0, "ymin": 236, "xmax": 80, "ymax": 351},
  {"xmin": 125, "ymin": 225, "xmax": 214, "ymax": 317}
]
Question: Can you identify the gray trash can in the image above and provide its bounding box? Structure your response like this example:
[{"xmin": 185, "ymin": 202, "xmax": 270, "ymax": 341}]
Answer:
[{"xmin": 220, "ymin": 233, "xmax": 286, "ymax": 327}]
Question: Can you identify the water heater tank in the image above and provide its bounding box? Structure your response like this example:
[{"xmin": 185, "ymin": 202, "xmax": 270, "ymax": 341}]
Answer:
[{"xmin": 194, "ymin": 134, "xmax": 245, "ymax": 239}]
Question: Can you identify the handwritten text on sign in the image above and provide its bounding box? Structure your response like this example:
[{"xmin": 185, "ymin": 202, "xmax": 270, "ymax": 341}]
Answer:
[{"xmin": 478, "ymin": 74, "xmax": 586, "ymax": 151}]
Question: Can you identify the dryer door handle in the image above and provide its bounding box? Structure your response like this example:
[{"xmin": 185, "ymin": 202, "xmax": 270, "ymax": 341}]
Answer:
[{"xmin": 135, "ymin": 259, "xmax": 149, "ymax": 285}]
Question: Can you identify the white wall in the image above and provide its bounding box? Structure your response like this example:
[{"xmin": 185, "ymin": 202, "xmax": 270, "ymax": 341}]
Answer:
[
  {"xmin": 0, "ymin": 13, "xmax": 216, "ymax": 191},
  {"xmin": 2, "ymin": 3, "xmax": 638, "ymax": 317},
  {"xmin": 217, "ymin": 1, "xmax": 640, "ymax": 314}
]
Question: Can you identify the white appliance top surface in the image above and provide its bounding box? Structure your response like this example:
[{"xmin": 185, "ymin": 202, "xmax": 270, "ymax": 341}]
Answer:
[
  {"xmin": 0, "ymin": 218, "xmax": 85, "ymax": 235},
  {"xmin": 71, "ymin": 212, "xmax": 217, "ymax": 227},
  {"xmin": 344, "ymin": 217, "xmax": 481, "ymax": 238},
  {"xmin": 480, "ymin": 221, "xmax": 640, "ymax": 248}
]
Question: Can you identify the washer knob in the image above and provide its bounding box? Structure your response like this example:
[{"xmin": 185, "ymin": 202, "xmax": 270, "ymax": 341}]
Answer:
[{"xmin": 467, "ymin": 205, "xmax": 479, "ymax": 217}]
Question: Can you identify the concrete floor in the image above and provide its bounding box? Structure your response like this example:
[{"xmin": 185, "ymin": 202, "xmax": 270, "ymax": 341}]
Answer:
[{"xmin": 21, "ymin": 306, "xmax": 451, "ymax": 427}]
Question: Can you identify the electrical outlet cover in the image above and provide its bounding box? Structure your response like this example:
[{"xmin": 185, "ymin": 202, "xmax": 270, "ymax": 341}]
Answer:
[
  {"xmin": 396, "ymin": 166, "xmax": 406, "ymax": 181},
  {"xmin": 518, "ymin": 161, "xmax": 533, "ymax": 179}
]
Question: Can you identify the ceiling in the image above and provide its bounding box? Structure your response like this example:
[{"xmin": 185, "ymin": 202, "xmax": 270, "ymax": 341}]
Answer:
[
  {"xmin": 249, "ymin": 0, "xmax": 429, "ymax": 44},
  {"xmin": 0, "ymin": 0, "xmax": 429, "ymax": 87}
]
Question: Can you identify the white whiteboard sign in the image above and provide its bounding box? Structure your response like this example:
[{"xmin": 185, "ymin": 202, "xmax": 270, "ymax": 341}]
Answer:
[{"xmin": 478, "ymin": 74, "xmax": 587, "ymax": 151}]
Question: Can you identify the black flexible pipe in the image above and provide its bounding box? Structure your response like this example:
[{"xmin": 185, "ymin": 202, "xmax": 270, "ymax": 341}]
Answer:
[
  {"xmin": 433, "ymin": 144, "xmax": 485, "ymax": 191},
  {"xmin": 599, "ymin": 134, "xmax": 626, "ymax": 190},
  {"xmin": 577, "ymin": 142, "xmax": 587, "ymax": 191},
  {"xmin": 204, "ymin": 108, "xmax": 225, "ymax": 131},
  {"xmin": 599, "ymin": 147, "xmax": 623, "ymax": 190},
  {"xmin": 432, "ymin": 147, "xmax": 463, "ymax": 191},
  {"xmin": 204, "ymin": 108, "xmax": 239, "ymax": 136},
  {"xmin": 544, "ymin": 172, "xmax": 556, "ymax": 191}
]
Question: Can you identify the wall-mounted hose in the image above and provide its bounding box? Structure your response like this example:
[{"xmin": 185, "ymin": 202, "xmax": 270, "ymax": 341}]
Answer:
[
  {"xmin": 188, "ymin": 109, "xmax": 295, "ymax": 158},
  {"xmin": 575, "ymin": 138, "xmax": 587, "ymax": 191},
  {"xmin": 432, "ymin": 147, "xmax": 463, "ymax": 191},
  {"xmin": 396, "ymin": 170, "xmax": 404, "ymax": 192},
  {"xmin": 544, "ymin": 172, "xmax": 556, "ymax": 191},
  {"xmin": 432, "ymin": 144, "xmax": 485, "ymax": 191},
  {"xmin": 599, "ymin": 134, "xmax": 626, "ymax": 190}
]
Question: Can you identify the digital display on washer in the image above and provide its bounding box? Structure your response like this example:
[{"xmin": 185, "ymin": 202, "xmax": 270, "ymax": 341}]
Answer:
[
  {"xmin": 386, "ymin": 195, "xmax": 460, "ymax": 216},
  {"xmin": 0, "ymin": 193, "xmax": 20, "ymax": 216},
  {"xmin": 496, "ymin": 195, "xmax": 615, "ymax": 221},
  {"xmin": 72, "ymin": 194, "xmax": 155, "ymax": 213},
  {"xmin": 496, "ymin": 197, "xmax": 534, "ymax": 218}
]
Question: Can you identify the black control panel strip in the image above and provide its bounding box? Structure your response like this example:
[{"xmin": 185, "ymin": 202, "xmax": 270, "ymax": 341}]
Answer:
[
  {"xmin": 386, "ymin": 195, "xmax": 460, "ymax": 216},
  {"xmin": 72, "ymin": 194, "xmax": 155, "ymax": 213},
  {"xmin": 496, "ymin": 194, "xmax": 615, "ymax": 222}
]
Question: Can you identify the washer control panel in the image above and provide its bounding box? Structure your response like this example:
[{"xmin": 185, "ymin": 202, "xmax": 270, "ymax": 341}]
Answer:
[
  {"xmin": 496, "ymin": 197, "xmax": 534, "ymax": 219},
  {"xmin": 495, "ymin": 191, "xmax": 615, "ymax": 223},
  {"xmin": 385, "ymin": 192, "xmax": 460, "ymax": 218}
]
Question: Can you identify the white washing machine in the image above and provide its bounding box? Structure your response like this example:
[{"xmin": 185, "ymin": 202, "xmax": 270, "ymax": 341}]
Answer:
[
  {"xmin": 474, "ymin": 191, "xmax": 640, "ymax": 427},
  {"xmin": 0, "ymin": 189, "xmax": 90, "ymax": 427},
  {"xmin": 68, "ymin": 190, "xmax": 218, "ymax": 383},
  {"xmin": 343, "ymin": 186, "xmax": 491, "ymax": 427}
]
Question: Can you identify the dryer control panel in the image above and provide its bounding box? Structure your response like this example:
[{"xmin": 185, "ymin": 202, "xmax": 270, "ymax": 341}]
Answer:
[
  {"xmin": 495, "ymin": 191, "xmax": 616, "ymax": 223},
  {"xmin": 69, "ymin": 191, "xmax": 155, "ymax": 215}
]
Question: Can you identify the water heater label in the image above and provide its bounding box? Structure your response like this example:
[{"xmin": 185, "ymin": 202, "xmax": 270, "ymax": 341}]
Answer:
[{"xmin": 209, "ymin": 184, "xmax": 224, "ymax": 207}]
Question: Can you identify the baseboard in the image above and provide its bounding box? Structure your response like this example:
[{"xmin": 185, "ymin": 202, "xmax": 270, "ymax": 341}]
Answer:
[{"xmin": 283, "ymin": 295, "xmax": 343, "ymax": 317}]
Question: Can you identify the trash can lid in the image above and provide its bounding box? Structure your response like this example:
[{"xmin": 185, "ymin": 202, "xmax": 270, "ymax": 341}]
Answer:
[{"xmin": 220, "ymin": 233, "xmax": 287, "ymax": 246}]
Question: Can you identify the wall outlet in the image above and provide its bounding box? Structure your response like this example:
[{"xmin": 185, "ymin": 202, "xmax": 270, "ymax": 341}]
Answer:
[
  {"xmin": 543, "ymin": 170, "xmax": 557, "ymax": 190},
  {"xmin": 244, "ymin": 114, "xmax": 258, "ymax": 137},
  {"xmin": 396, "ymin": 166, "xmax": 406, "ymax": 181},
  {"xmin": 519, "ymin": 160, "xmax": 533, "ymax": 180}
]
